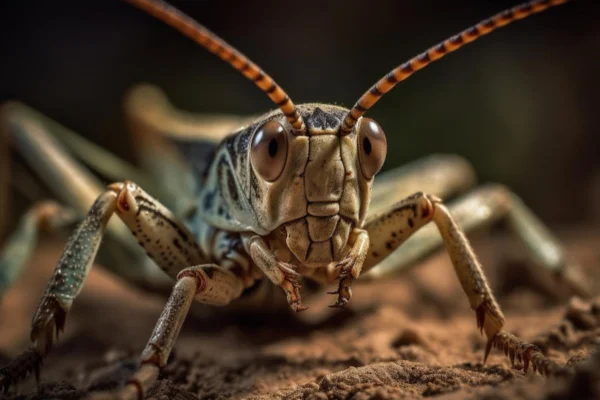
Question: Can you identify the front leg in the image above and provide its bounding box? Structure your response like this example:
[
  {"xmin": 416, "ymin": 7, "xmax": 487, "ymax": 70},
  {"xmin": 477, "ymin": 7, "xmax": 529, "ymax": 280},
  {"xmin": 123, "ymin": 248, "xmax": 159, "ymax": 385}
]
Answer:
[
  {"xmin": 88, "ymin": 264, "xmax": 244, "ymax": 400},
  {"xmin": 328, "ymin": 229, "xmax": 369, "ymax": 308},
  {"xmin": 363, "ymin": 192, "xmax": 504, "ymax": 338},
  {"xmin": 361, "ymin": 192, "xmax": 567, "ymax": 374},
  {"xmin": 0, "ymin": 181, "xmax": 209, "ymax": 391}
]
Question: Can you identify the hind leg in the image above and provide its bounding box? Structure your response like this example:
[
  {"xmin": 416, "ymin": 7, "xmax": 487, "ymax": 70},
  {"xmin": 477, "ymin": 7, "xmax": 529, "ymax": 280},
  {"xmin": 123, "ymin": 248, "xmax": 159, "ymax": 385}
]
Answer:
[{"xmin": 0, "ymin": 102, "xmax": 174, "ymax": 293}]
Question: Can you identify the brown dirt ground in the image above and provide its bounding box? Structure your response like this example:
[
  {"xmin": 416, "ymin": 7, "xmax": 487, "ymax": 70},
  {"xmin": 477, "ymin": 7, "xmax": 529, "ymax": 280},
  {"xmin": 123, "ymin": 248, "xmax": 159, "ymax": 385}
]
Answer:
[{"xmin": 0, "ymin": 227, "xmax": 599, "ymax": 400}]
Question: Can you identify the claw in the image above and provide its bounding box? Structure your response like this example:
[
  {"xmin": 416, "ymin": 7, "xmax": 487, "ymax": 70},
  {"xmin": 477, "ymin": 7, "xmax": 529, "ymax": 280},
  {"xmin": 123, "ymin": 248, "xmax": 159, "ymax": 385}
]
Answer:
[
  {"xmin": 327, "ymin": 288, "xmax": 349, "ymax": 308},
  {"xmin": 278, "ymin": 263, "xmax": 308, "ymax": 312},
  {"xmin": 328, "ymin": 257, "xmax": 357, "ymax": 308},
  {"xmin": 290, "ymin": 301, "xmax": 309, "ymax": 312},
  {"xmin": 484, "ymin": 330, "xmax": 571, "ymax": 377},
  {"xmin": 328, "ymin": 279, "xmax": 353, "ymax": 309},
  {"xmin": 483, "ymin": 335, "xmax": 495, "ymax": 364},
  {"xmin": 329, "ymin": 297, "xmax": 349, "ymax": 309},
  {"xmin": 509, "ymin": 347, "xmax": 516, "ymax": 366}
]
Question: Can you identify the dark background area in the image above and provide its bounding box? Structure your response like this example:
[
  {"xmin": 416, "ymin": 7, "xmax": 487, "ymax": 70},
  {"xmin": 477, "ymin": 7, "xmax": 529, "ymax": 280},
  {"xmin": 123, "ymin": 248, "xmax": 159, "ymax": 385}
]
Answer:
[{"xmin": 1, "ymin": 0, "xmax": 599, "ymax": 224}]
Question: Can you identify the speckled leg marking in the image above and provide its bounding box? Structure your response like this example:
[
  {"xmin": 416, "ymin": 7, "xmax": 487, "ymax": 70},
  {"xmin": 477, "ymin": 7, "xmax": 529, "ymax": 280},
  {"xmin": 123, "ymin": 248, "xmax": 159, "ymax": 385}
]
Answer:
[
  {"xmin": 365, "ymin": 184, "xmax": 590, "ymax": 297},
  {"xmin": 362, "ymin": 191, "xmax": 567, "ymax": 374},
  {"xmin": 109, "ymin": 181, "xmax": 208, "ymax": 278},
  {"xmin": 0, "ymin": 201, "xmax": 78, "ymax": 297},
  {"xmin": 0, "ymin": 190, "xmax": 117, "ymax": 392},
  {"xmin": 0, "ymin": 181, "xmax": 210, "ymax": 391},
  {"xmin": 363, "ymin": 192, "xmax": 505, "ymax": 338},
  {"xmin": 87, "ymin": 264, "xmax": 243, "ymax": 400}
]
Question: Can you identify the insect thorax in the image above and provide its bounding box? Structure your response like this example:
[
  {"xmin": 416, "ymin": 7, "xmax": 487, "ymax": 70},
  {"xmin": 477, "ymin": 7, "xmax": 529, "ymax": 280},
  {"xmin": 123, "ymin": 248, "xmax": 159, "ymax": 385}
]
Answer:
[{"xmin": 196, "ymin": 104, "xmax": 373, "ymax": 268}]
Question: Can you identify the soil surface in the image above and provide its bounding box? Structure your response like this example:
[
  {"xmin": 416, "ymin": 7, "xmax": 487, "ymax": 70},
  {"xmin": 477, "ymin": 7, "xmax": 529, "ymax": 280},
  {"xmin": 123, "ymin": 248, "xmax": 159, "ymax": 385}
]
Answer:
[{"xmin": 0, "ymin": 227, "xmax": 599, "ymax": 399}]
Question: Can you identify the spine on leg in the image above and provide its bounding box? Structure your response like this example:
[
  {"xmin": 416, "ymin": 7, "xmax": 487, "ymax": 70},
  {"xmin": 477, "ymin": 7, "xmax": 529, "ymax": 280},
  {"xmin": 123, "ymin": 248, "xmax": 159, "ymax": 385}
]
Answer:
[
  {"xmin": 0, "ymin": 190, "xmax": 117, "ymax": 391},
  {"xmin": 30, "ymin": 191, "xmax": 117, "ymax": 355}
]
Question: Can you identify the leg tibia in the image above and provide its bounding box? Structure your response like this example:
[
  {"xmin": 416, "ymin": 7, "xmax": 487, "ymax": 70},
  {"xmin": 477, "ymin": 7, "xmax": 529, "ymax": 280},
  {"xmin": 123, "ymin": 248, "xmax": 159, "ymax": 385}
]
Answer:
[
  {"xmin": 361, "ymin": 191, "xmax": 570, "ymax": 373},
  {"xmin": 31, "ymin": 191, "xmax": 117, "ymax": 355},
  {"xmin": 363, "ymin": 192, "xmax": 505, "ymax": 339},
  {"xmin": 0, "ymin": 190, "xmax": 117, "ymax": 390},
  {"xmin": 142, "ymin": 276, "xmax": 197, "ymax": 368},
  {"xmin": 432, "ymin": 203, "xmax": 505, "ymax": 339},
  {"xmin": 88, "ymin": 276, "xmax": 197, "ymax": 400},
  {"xmin": 88, "ymin": 264, "xmax": 245, "ymax": 400}
]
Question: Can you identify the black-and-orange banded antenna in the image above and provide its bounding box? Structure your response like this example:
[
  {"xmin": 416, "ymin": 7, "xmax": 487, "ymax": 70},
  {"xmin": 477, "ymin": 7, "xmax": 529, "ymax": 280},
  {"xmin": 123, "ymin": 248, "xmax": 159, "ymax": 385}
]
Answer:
[
  {"xmin": 340, "ymin": 0, "xmax": 571, "ymax": 135},
  {"xmin": 125, "ymin": 0, "xmax": 307, "ymax": 135}
]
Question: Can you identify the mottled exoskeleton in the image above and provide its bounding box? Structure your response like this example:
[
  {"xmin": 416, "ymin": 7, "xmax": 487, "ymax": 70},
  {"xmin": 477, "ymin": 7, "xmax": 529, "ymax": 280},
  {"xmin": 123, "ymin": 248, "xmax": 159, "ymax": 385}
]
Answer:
[{"xmin": 0, "ymin": 0, "xmax": 589, "ymax": 398}]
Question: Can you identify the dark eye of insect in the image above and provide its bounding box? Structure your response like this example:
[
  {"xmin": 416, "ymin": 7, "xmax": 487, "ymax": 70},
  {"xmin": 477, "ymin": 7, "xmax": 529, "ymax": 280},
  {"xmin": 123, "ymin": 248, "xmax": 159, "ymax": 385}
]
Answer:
[
  {"xmin": 358, "ymin": 118, "xmax": 387, "ymax": 179},
  {"xmin": 363, "ymin": 137, "xmax": 372, "ymax": 156},
  {"xmin": 268, "ymin": 139, "xmax": 278, "ymax": 158},
  {"xmin": 250, "ymin": 120, "xmax": 288, "ymax": 182}
]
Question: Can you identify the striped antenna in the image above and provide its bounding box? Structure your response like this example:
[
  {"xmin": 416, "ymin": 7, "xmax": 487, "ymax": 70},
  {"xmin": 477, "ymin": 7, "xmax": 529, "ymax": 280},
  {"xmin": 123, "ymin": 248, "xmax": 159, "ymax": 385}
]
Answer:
[
  {"xmin": 341, "ymin": 0, "xmax": 570, "ymax": 135},
  {"xmin": 126, "ymin": 0, "xmax": 306, "ymax": 135}
]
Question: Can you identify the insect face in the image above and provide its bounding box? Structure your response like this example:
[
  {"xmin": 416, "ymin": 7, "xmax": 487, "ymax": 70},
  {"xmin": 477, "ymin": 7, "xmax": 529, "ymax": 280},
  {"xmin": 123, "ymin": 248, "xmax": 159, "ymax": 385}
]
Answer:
[{"xmin": 250, "ymin": 104, "xmax": 378, "ymax": 266}]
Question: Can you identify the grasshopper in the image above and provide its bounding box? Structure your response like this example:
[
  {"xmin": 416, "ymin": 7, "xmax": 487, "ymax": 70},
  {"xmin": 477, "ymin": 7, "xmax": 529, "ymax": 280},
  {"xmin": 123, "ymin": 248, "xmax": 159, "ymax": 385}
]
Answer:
[{"xmin": 0, "ymin": 0, "xmax": 589, "ymax": 398}]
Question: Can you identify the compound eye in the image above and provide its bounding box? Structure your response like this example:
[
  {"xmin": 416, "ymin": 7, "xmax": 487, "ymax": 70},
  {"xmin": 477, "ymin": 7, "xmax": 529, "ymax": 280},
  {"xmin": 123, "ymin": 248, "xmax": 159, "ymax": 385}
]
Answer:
[
  {"xmin": 250, "ymin": 120, "xmax": 288, "ymax": 182},
  {"xmin": 358, "ymin": 118, "xmax": 387, "ymax": 179}
]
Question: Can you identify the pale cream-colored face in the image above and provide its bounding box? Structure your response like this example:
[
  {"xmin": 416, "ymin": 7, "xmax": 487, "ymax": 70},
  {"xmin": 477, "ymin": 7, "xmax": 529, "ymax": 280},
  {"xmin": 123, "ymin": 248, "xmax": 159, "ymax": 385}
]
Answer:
[
  {"xmin": 195, "ymin": 104, "xmax": 386, "ymax": 267},
  {"xmin": 198, "ymin": 104, "xmax": 386, "ymax": 267},
  {"xmin": 284, "ymin": 130, "xmax": 370, "ymax": 266}
]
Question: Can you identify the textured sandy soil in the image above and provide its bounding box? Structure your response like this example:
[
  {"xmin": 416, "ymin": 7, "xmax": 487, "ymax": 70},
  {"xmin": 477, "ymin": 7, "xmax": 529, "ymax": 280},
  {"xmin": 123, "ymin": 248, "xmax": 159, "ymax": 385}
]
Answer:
[{"xmin": 0, "ymin": 228, "xmax": 599, "ymax": 400}]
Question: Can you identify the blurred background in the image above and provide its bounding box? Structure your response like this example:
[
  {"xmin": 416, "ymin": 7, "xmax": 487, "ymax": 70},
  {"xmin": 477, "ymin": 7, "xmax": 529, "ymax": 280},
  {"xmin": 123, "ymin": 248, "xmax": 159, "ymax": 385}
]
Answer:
[{"xmin": 1, "ymin": 0, "xmax": 599, "ymax": 227}]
